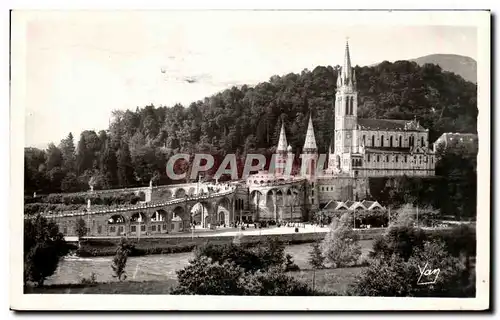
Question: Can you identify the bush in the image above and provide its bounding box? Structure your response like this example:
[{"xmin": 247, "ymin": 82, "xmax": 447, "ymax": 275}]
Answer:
[
  {"xmin": 24, "ymin": 215, "xmax": 68, "ymax": 286},
  {"xmin": 111, "ymin": 238, "xmax": 133, "ymax": 281},
  {"xmin": 171, "ymin": 257, "xmax": 316, "ymax": 296},
  {"xmin": 171, "ymin": 256, "xmax": 247, "ymax": 295},
  {"xmin": 427, "ymin": 224, "xmax": 476, "ymax": 258},
  {"xmin": 350, "ymin": 240, "xmax": 474, "ymax": 297},
  {"xmin": 308, "ymin": 242, "xmax": 325, "ymax": 269},
  {"xmin": 76, "ymin": 218, "xmax": 87, "ymax": 238},
  {"xmin": 245, "ymin": 267, "xmax": 316, "ymax": 296},
  {"xmin": 284, "ymin": 253, "xmax": 300, "ymax": 271},
  {"xmin": 195, "ymin": 237, "xmax": 298, "ymax": 273},
  {"xmin": 320, "ymin": 213, "xmax": 361, "ymax": 268},
  {"xmin": 369, "ymin": 225, "xmax": 427, "ymax": 261},
  {"xmin": 46, "ymin": 194, "xmax": 63, "ymax": 204}
]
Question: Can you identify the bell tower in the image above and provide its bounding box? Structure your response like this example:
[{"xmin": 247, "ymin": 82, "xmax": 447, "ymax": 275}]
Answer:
[{"xmin": 334, "ymin": 40, "xmax": 358, "ymax": 172}]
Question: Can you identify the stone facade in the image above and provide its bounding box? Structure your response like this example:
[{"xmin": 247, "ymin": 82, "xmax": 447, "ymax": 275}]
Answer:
[{"xmin": 249, "ymin": 40, "xmax": 437, "ymax": 211}]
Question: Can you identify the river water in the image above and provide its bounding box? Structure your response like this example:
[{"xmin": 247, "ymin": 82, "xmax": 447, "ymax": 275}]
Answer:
[{"xmin": 45, "ymin": 241, "xmax": 373, "ymax": 285}]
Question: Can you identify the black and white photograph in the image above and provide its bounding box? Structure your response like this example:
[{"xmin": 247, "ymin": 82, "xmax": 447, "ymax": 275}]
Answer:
[{"xmin": 9, "ymin": 9, "xmax": 490, "ymax": 311}]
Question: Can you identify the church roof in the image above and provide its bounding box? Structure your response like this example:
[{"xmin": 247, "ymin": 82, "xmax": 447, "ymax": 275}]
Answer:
[
  {"xmin": 276, "ymin": 122, "xmax": 288, "ymax": 152},
  {"xmin": 303, "ymin": 116, "xmax": 317, "ymax": 151},
  {"xmin": 358, "ymin": 118, "xmax": 427, "ymax": 132},
  {"xmin": 365, "ymin": 147, "xmax": 411, "ymax": 154}
]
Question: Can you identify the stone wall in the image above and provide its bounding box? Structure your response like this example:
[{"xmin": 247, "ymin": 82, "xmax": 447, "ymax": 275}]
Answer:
[{"xmin": 317, "ymin": 177, "xmax": 370, "ymax": 203}]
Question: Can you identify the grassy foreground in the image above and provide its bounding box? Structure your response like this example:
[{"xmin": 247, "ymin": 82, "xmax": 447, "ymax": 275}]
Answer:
[{"xmin": 25, "ymin": 267, "xmax": 365, "ymax": 295}]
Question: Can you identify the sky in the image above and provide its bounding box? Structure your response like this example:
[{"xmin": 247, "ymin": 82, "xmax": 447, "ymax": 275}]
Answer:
[{"xmin": 19, "ymin": 11, "xmax": 478, "ymax": 148}]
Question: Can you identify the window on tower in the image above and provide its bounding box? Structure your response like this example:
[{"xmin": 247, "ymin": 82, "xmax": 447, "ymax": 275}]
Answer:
[
  {"xmin": 390, "ymin": 136, "xmax": 393, "ymax": 147},
  {"xmin": 381, "ymin": 135, "xmax": 384, "ymax": 147},
  {"xmin": 421, "ymin": 136, "xmax": 425, "ymax": 147},
  {"xmin": 362, "ymin": 135, "xmax": 366, "ymax": 145},
  {"xmin": 372, "ymin": 135, "xmax": 375, "ymax": 146},
  {"xmin": 399, "ymin": 136, "xmax": 402, "ymax": 147}
]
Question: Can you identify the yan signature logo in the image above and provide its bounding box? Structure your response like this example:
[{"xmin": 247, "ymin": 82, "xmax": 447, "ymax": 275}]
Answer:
[{"xmin": 417, "ymin": 263, "xmax": 440, "ymax": 285}]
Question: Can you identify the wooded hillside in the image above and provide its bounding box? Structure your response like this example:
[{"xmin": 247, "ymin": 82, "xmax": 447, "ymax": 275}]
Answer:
[{"xmin": 24, "ymin": 60, "xmax": 477, "ymax": 194}]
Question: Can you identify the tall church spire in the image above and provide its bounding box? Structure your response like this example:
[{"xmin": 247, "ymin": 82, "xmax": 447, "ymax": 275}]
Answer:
[
  {"xmin": 342, "ymin": 41, "xmax": 352, "ymax": 80},
  {"xmin": 303, "ymin": 115, "xmax": 317, "ymax": 152},
  {"xmin": 342, "ymin": 40, "xmax": 353, "ymax": 85},
  {"xmin": 276, "ymin": 121, "xmax": 288, "ymax": 152}
]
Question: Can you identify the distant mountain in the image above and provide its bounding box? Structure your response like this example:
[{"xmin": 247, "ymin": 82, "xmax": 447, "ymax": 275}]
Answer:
[
  {"xmin": 370, "ymin": 54, "xmax": 477, "ymax": 84},
  {"xmin": 410, "ymin": 54, "xmax": 477, "ymax": 83}
]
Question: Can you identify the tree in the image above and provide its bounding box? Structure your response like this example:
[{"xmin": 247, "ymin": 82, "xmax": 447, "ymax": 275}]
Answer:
[
  {"xmin": 171, "ymin": 256, "xmax": 247, "ymax": 295},
  {"xmin": 45, "ymin": 143, "xmax": 63, "ymax": 171},
  {"xmin": 99, "ymin": 138, "xmax": 118, "ymax": 188},
  {"xmin": 116, "ymin": 142, "xmax": 135, "ymax": 187},
  {"xmin": 111, "ymin": 238, "xmax": 132, "ymax": 281},
  {"xmin": 350, "ymin": 240, "xmax": 474, "ymax": 297},
  {"xmin": 76, "ymin": 130, "xmax": 101, "ymax": 175},
  {"xmin": 60, "ymin": 172, "xmax": 80, "ymax": 192},
  {"xmin": 76, "ymin": 218, "xmax": 87, "ymax": 238},
  {"xmin": 391, "ymin": 203, "xmax": 417, "ymax": 227},
  {"xmin": 24, "ymin": 215, "xmax": 68, "ymax": 286},
  {"xmin": 308, "ymin": 241, "xmax": 325, "ymax": 269},
  {"xmin": 59, "ymin": 132, "xmax": 76, "ymax": 172},
  {"xmin": 320, "ymin": 212, "xmax": 361, "ymax": 268},
  {"xmin": 369, "ymin": 225, "xmax": 426, "ymax": 261}
]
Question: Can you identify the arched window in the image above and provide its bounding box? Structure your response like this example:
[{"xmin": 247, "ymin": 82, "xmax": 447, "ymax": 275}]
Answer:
[
  {"xmin": 381, "ymin": 135, "xmax": 384, "ymax": 147},
  {"xmin": 421, "ymin": 136, "xmax": 425, "ymax": 147},
  {"xmin": 399, "ymin": 136, "xmax": 402, "ymax": 147},
  {"xmin": 367, "ymin": 154, "xmax": 371, "ymax": 162},
  {"xmin": 345, "ymin": 97, "xmax": 349, "ymax": 115},
  {"xmin": 350, "ymin": 97, "xmax": 354, "ymax": 115},
  {"xmin": 404, "ymin": 155, "xmax": 407, "ymax": 163},
  {"xmin": 377, "ymin": 155, "xmax": 380, "ymax": 162},
  {"xmin": 395, "ymin": 155, "xmax": 399, "ymax": 162},
  {"xmin": 362, "ymin": 135, "xmax": 366, "ymax": 145},
  {"xmin": 409, "ymin": 135, "xmax": 415, "ymax": 148},
  {"xmin": 372, "ymin": 135, "xmax": 375, "ymax": 146},
  {"xmin": 390, "ymin": 136, "xmax": 393, "ymax": 147},
  {"xmin": 386, "ymin": 155, "xmax": 389, "ymax": 162}
]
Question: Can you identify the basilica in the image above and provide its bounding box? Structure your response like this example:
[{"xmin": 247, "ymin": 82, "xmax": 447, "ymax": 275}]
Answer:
[
  {"xmin": 245, "ymin": 41, "xmax": 437, "ymax": 220},
  {"xmin": 276, "ymin": 41, "xmax": 436, "ymax": 179}
]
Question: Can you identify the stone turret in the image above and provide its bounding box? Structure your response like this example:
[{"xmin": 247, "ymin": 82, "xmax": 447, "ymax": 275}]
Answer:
[
  {"xmin": 277, "ymin": 122, "xmax": 288, "ymax": 153},
  {"xmin": 303, "ymin": 115, "xmax": 317, "ymax": 153},
  {"xmin": 275, "ymin": 122, "xmax": 288, "ymax": 176},
  {"xmin": 301, "ymin": 115, "xmax": 318, "ymax": 181}
]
